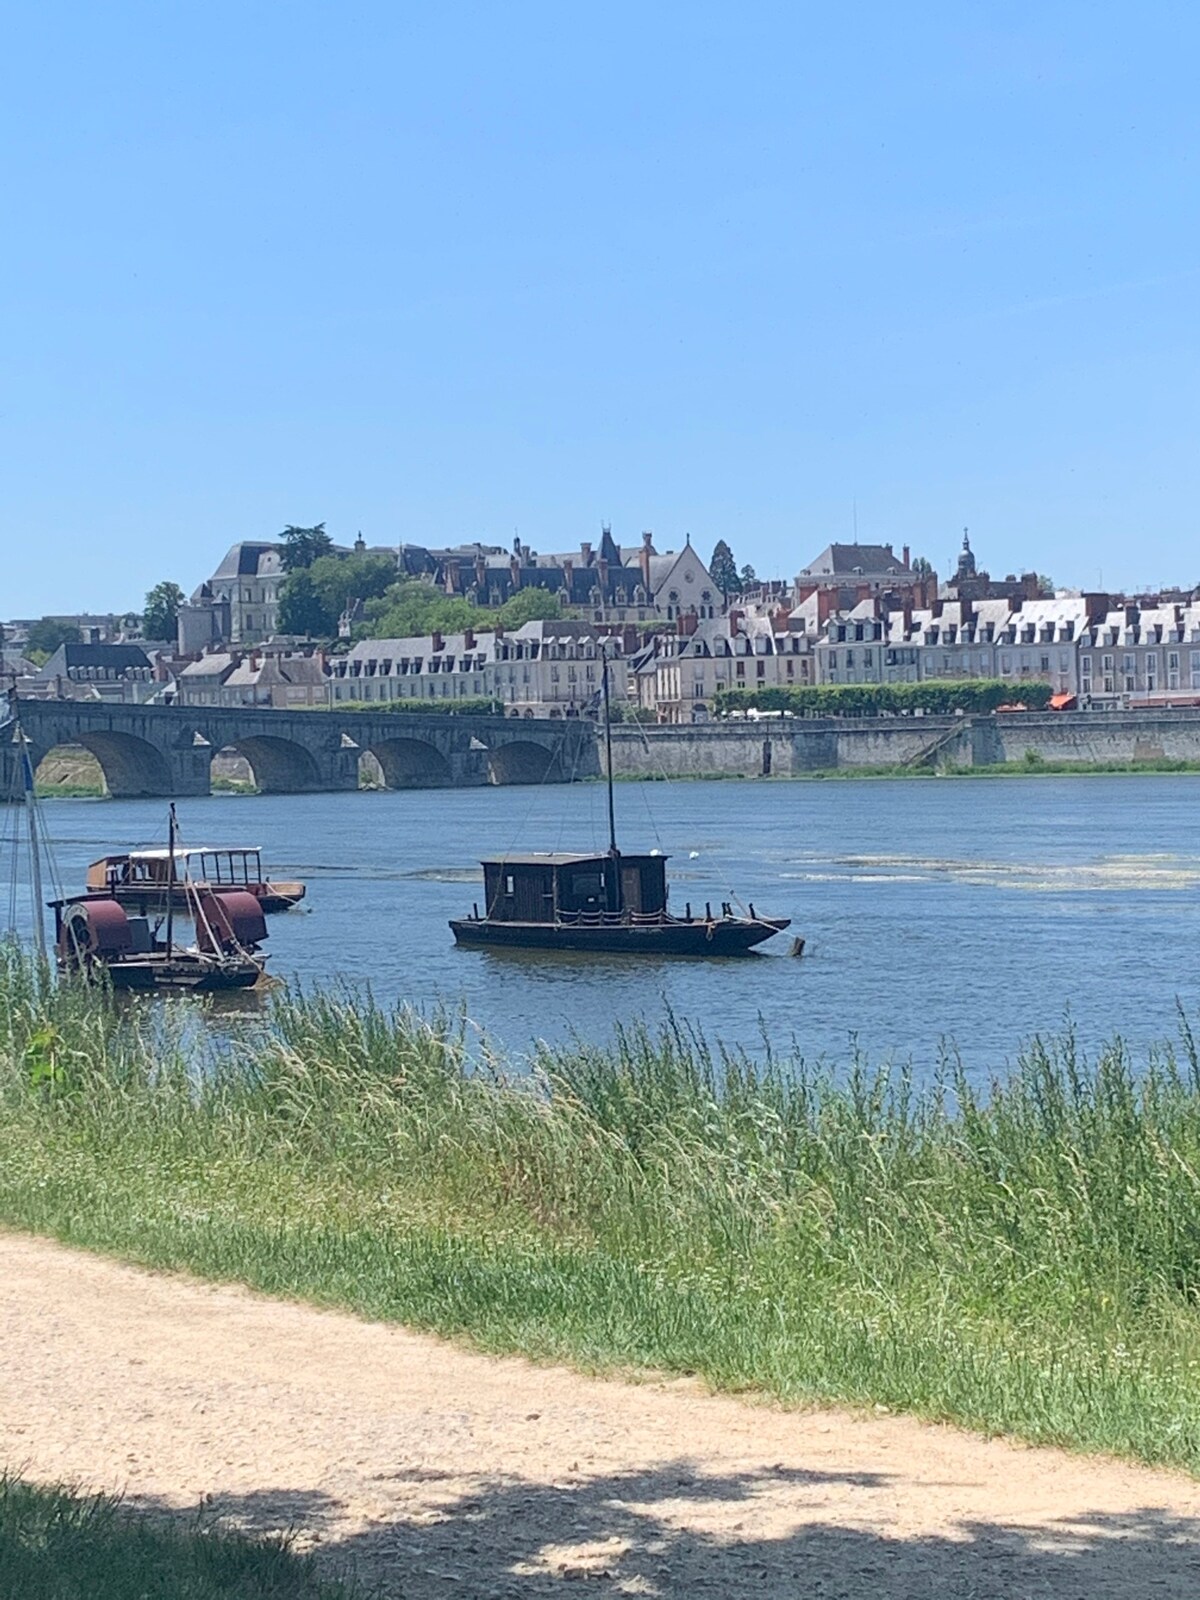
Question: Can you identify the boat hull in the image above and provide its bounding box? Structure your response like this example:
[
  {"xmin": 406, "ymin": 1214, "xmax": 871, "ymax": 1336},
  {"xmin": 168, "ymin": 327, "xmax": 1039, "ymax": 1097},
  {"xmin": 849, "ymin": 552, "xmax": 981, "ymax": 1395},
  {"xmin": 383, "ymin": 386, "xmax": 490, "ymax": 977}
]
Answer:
[
  {"xmin": 449, "ymin": 916, "xmax": 790, "ymax": 956},
  {"xmin": 73, "ymin": 956, "xmax": 265, "ymax": 992}
]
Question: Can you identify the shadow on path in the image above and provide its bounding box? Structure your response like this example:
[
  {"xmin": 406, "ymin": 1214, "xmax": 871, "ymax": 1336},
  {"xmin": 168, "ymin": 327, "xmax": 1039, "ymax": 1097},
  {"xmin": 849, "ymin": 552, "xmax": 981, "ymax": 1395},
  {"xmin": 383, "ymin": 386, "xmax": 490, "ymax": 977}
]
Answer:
[{"xmin": 158, "ymin": 1459, "xmax": 1200, "ymax": 1599}]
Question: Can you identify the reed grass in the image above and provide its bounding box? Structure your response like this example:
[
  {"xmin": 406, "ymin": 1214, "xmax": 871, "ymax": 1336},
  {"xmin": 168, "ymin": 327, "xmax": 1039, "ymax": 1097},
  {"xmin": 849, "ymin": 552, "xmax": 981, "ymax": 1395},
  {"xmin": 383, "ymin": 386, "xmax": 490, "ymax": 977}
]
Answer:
[{"xmin": 2, "ymin": 945, "xmax": 1200, "ymax": 1471}]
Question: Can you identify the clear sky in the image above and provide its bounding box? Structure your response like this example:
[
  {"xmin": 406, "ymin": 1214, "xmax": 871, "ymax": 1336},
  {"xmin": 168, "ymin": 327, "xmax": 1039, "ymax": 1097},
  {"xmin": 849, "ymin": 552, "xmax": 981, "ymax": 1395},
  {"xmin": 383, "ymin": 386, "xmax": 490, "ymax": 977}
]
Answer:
[{"xmin": 2, "ymin": 1, "xmax": 1197, "ymax": 616}]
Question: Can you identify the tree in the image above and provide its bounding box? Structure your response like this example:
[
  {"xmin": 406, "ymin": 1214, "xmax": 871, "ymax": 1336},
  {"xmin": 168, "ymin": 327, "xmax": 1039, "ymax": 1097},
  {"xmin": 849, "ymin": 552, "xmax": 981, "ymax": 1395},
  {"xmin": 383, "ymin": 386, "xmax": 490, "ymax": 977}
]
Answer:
[
  {"xmin": 308, "ymin": 552, "xmax": 396, "ymax": 628},
  {"xmin": 911, "ymin": 555, "xmax": 934, "ymax": 578},
  {"xmin": 361, "ymin": 580, "xmax": 479, "ymax": 640},
  {"xmin": 280, "ymin": 523, "xmax": 333, "ymax": 571},
  {"xmin": 497, "ymin": 588, "xmax": 561, "ymax": 628},
  {"xmin": 277, "ymin": 569, "xmax": 330, "ymax": 637},
  {"xmin": 1038, "ymin": 574, "xmax": 1055, "ymax": 597},
  {"xmin": 709, "ymin": 540, "xmax": 741, "ymax": 596},
  {"xmin": 26, "ymin": 618, "xmax": 80, "ymax": 656},
  {"xmin": 142, "ymin": 581, "xmax": 184, "ymax": 643},
  {"xmin": 739, "ymin": 563, "xmax": 757, "ymax": 589}
]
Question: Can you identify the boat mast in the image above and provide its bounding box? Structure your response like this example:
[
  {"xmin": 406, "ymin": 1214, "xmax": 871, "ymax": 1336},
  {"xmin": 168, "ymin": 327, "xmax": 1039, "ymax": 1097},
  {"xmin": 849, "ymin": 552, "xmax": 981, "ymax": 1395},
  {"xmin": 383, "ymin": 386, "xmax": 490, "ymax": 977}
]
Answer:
[
  {"xmin": 165, "ymin": 803, "xmax": 177, "ymax": 957},
  {"xmin": 601, "ymin": 645, "xmax": 618, "ymax": 856},
  {"xmin": 6, "ymin": 680, "xmax": 47, "ymax": 961}
]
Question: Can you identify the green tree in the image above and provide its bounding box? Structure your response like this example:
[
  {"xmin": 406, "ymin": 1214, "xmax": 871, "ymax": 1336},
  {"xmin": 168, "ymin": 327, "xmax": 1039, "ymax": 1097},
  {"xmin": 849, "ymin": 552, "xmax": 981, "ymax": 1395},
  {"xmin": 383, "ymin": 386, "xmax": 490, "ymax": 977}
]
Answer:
[
  {"xmin": 1038, "ymin": 574, "xmax": 1055, "ymax": 597},
  {"xmin": 497, "ymin": 588, "xmax": 561, "ymax": 628},
  {"xmin": 739, "ymin": 563, "xmax": 757, "ymax": 589},
  {"xmin": 142, "ymin": 581, "xmax": 184, "ymax": 642},
  {"xmin": 25, "ymin": 618, "xmax": 80, "ymax": 656},
  {"xmin": 308, "ymin": 552, "xmax": 396, "ymax": 627},
  {"xmin": 911, "ymin": 555, "xmax": 934, "ymax": 577},
  {"xmin": 280, "ymin": 523, "xmax": 333, "ymax": 571},
  {"xmin": 709, "ymin": 540, "xmax": 741, "ymax": 596},
  {"xmin": 277, "ymin": 569, "xmax": 330, "ymax": 637},
  {"xmin": 361, "ymin": 580, "xmax": 479, "ymax": 640}
]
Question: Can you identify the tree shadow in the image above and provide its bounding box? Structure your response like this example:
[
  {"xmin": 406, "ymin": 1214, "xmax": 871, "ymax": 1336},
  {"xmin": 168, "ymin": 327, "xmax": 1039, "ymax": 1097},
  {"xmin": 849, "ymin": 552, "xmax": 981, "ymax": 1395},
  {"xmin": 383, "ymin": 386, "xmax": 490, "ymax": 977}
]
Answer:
[{"xmin": 142, "ymin": 1459, "xmax": 1200, "ymax": 1599}]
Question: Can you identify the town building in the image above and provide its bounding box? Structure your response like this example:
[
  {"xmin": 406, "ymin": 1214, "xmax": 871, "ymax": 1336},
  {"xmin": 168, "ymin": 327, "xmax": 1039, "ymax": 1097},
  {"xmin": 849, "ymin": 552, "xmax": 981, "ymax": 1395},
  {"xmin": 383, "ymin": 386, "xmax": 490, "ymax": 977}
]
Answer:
[
  {"xmin": 634, "ymin": 609, "xmax": 814, "ymax": 723},
  {"xmin": 28, "ymin": 642, "xmax": 160, "ymax": 703},
  {"xmin": 175, "ymin": 644, "xmax": 328, "ymax": 709},
  {"xmin": 1078, "ymin": 601, "xmax": 1200, "ymax": 705}
]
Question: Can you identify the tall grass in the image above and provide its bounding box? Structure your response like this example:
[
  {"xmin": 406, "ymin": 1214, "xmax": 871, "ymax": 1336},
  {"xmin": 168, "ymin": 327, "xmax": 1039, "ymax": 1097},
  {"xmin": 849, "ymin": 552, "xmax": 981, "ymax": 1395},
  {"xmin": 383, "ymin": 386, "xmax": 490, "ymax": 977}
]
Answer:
[
  {"xmin": 0, "ymin": 1476, "xmax": 354, "ymax": 1598},
  {"xmin": 3, "ymin": 943, "xmax": 1200, "ymax": 1470}
]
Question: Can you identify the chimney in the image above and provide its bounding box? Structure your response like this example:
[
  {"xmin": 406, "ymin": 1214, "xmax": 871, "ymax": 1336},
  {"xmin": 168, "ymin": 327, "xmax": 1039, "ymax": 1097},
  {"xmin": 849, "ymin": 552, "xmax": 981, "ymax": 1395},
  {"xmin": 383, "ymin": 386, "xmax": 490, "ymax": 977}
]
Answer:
[
  {"xmin": 1083, "ymin": 592, "xmax": 1109, "ymax": 625},
  {"xmin": 1021, "ymin": 571, "xmax": 1039, "ymax": 600},
  {"xmin": 902, "ymin": 544, "xmax": 910, "ymax": 569},
  {"xmin": 856, "ymin": 583, "xmax": 870, "ymax": 605},
  {"xmin": 509, "ymin": 553, "xmax": 521, "ymax": 588},
  {"xmin": 432, "ymin": 630, "xmax": 444, "ymax": 654},
  {"xmin": 816, "ymin": 589, "xmax": 837, "ymax": 626},
  {"xmin": 464, "ymin": 627, "xmax": 475, "ymax": 651},
  {"xmin": 580, "ymin": 541, "xmax": 592, "ymax": 563},
  {"xmin": 773, "ymin": 605, "xmax": 790, "ymax": 633},
  {"xmin": 1125, "ymin": 603, "xmax": 1139, "ymax": 626},
  {"xmin": 640, "ymin": 532, "xmax": 653, "ymax": 590},
  {"xmin": 728, "ymin": 608, "xmax": 744, "ymax": 638},
  {"xmin": 249, "ymin": 651, "xmax": 260, "ymax": 671},
  {"xmin": 678, "ymin": 608, "xmax": 699, "ymax": 637}
]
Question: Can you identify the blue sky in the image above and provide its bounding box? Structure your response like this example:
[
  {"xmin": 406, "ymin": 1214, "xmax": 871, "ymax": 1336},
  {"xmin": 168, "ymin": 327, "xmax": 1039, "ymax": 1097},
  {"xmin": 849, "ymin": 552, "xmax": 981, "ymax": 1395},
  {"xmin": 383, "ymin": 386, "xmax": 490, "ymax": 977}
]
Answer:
[{"xmin": 2, "ymin": 2, "xmax": 1197, "ymax": 615}]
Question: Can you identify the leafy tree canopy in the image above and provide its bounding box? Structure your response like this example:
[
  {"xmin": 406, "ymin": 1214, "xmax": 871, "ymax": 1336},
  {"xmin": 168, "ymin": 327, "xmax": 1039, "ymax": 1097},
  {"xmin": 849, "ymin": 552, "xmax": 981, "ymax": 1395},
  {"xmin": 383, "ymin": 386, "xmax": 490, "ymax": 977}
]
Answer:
[
  {"xmin": 308, "ymin": 552, "xmax": 396, "ymax": 623},
  {"xmin": 280, "ymin": 523, "xmax": 333, "ymax": 571},
  {"xmin": 709, "ymin": 540, "xmax": 741, "ymax": 596},
  {"xmin": 1038, "ymin": 574, "xmax": 1055, "ymax": 597},
  {"xmin": 277, "ymin": 569, "xmax": 328, "ymax": 638},
  {"xmin": 142, "ymin": 581, "xmax": 184, "ymax": 643},
  {"xmin": 911, "ymin": 555, "xmax": 934, "ymax": 577},
  {"xmin": 496, "ymin": 588, "xmax": 561, "ymax": 628},
  {"xmin": 26, "ymin": 618, "xmax": 81, "ymax": 656},
  {"xmin": 739, "ymin": 563, "xmax": 757, "ymax": 588},
  {"xmin": 360, "ymin": 581, "xmax": 480, "ymax": 640}
]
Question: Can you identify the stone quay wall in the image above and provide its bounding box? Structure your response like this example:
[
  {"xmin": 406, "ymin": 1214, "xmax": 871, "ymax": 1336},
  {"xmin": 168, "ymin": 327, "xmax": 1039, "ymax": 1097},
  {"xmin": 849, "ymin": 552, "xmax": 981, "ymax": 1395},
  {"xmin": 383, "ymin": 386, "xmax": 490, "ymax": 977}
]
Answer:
[{"xmin": 608, "ymin": 709, "xmax": 1200, "ymax": 779}]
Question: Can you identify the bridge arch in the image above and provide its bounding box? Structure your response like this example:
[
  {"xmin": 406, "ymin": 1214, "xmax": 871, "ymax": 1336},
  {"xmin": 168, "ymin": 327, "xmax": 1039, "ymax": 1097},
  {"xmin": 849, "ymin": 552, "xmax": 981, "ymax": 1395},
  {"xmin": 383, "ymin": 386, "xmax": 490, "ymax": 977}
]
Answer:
[
  {"xmin": 220, "ymin": 735, "xmax": 322, "ymax": 794},
  {"xmin": 32, "ymin": 743, "xmax": 105, "ymax": 797},
  {"xmin": 487, "ymin": 739, "xmax": 563, "ymax": 785},
  {"xmin": 69, "ymin": 730, "xmax": 175, "ymax": 797},
  {"xmin": 364, "ymin": 736, "xmax": 452, "ymax": 789}
]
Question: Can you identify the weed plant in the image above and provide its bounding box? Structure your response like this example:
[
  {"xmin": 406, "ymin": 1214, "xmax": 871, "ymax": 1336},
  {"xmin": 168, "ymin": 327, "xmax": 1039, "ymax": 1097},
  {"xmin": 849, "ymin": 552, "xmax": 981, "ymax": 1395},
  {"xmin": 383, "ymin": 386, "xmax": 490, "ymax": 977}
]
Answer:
[{"xmin": 2, "ymin": 944, "xmax": 1200, "ymax": 1471}]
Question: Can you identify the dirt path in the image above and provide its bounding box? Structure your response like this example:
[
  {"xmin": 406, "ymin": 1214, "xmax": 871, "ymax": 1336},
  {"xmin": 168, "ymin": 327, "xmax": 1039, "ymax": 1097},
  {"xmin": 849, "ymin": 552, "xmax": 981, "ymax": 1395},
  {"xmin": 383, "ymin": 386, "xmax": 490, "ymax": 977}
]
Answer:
[{"xmin": 2, "ymin": 1232, "xmax": 1198, "ymax": 1598}]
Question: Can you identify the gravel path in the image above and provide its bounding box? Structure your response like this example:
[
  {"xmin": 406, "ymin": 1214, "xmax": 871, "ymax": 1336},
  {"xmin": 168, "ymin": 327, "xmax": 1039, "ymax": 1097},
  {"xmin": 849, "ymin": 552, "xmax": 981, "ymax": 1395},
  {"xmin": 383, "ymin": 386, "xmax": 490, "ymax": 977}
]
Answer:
[{"xmin": 2, "ymin": 1231, "xmax": 1198, "ymax": 1597}]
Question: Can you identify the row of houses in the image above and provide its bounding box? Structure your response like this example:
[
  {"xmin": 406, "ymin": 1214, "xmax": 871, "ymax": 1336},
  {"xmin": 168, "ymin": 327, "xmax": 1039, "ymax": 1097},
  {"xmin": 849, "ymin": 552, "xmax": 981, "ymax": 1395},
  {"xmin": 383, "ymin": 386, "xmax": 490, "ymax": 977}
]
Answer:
[{"xmin": 13, "ymin": 591, "xmax": 1200, "ymax": 722}]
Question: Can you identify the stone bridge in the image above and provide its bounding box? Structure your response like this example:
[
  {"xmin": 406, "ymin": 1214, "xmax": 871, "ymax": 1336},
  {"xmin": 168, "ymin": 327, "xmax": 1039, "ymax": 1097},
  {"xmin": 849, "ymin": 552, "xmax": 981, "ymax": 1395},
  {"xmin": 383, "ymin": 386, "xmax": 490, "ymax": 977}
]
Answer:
[{"xmin": 1, "ymin": 700, "xmax": 598, "ymax": 798}]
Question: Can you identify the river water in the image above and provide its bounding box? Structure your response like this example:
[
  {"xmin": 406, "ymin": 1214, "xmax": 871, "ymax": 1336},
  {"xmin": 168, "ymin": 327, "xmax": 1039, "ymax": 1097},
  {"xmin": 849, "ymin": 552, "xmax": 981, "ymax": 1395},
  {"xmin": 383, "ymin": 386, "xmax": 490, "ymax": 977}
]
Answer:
[{"xmin": 10, "ymin": 774, "xmax": 1200, "ymax": 1081}]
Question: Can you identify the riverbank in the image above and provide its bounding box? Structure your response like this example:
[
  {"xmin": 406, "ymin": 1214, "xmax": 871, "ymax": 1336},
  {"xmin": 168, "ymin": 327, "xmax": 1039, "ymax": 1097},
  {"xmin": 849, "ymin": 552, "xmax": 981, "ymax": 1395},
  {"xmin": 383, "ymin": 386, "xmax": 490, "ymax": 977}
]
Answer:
[{"xmin": 3, "ymin": 949, "xmax": 1200, "ymax": 1475}]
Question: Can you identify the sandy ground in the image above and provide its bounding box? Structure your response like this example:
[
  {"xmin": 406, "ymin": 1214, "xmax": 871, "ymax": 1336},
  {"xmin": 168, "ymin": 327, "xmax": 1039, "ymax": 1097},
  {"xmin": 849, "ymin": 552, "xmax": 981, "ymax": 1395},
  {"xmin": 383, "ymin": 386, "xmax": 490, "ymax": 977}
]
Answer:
[{"xmin": 2, "ymin": 1233, "xmax": 1199, "ymax": 1598}]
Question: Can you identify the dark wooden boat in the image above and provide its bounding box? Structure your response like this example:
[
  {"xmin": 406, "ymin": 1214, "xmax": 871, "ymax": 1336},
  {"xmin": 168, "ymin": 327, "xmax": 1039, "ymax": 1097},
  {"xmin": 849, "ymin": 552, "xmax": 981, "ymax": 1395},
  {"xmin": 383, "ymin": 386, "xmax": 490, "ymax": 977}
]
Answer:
[
  {"xmin": 451, "ymin": 851, "xmax": 789, "ymax": 954},
  {"xmin": 86, "ymin": 846, "xmax": 305, "ymax": 915},
  {"xmin": 450, "ymin": 651, "xmax": 791, "ymax": 957}
]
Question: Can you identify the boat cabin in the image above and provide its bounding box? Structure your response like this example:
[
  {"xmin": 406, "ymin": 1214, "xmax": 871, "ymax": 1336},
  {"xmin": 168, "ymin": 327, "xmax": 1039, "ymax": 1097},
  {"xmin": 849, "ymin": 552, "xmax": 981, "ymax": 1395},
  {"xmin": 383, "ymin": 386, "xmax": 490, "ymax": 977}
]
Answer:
[
  {"xmin": 88, "ymin": 847, "xmax": 267, "ymax": 893},
  {"xmin": 481, "ymin": 852, "xmax": 668, "ymax": 924}
]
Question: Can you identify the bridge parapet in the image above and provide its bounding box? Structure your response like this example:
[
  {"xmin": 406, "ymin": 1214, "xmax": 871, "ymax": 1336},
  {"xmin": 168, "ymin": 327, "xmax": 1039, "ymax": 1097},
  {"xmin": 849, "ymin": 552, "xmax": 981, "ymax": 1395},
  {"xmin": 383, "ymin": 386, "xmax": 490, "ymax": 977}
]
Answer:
[{"xmin": 2, "ymin": 701, "xmax": 597, "ymax": 799}]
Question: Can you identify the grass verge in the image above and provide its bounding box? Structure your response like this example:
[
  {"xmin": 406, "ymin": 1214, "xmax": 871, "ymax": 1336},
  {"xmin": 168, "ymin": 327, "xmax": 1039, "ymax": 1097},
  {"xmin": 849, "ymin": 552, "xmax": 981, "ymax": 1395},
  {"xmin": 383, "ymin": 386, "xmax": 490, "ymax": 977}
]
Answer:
[
  {"xmin": 0, "ymin": 1476, "xmax": 353, "ymax": 1599},
  {"xmin": 2, "ymin": 948, "xmax": 1200, "ymax": 1473}
]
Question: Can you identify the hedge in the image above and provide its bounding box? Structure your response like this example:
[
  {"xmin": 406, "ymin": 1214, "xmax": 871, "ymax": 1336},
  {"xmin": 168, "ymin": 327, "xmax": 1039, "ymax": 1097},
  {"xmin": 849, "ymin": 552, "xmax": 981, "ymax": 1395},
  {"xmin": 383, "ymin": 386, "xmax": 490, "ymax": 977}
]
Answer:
[{"xmin": 713, "ymin": 679, "xmax": 1054, "ymax": 717}]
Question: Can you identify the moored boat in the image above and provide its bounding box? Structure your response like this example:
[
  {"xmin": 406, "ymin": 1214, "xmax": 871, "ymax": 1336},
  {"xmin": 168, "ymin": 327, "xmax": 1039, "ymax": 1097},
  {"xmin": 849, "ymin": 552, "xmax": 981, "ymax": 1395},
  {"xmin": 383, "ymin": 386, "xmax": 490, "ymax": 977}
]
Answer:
[{"xmin": 450, "ymin": 649, "xmax": 791, "ymax": 957}]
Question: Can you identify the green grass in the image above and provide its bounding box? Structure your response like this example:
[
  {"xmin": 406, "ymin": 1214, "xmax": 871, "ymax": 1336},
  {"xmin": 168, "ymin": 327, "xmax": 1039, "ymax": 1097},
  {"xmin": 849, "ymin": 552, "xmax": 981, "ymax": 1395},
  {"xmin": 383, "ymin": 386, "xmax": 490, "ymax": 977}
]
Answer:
[
  {"xmin": 0, "ymin": 1477, "xmax": 354, "ymax": 1598},
  {"xmin": 3, "ymin": 947, "xmax": 1200, "ymax": 1473}
]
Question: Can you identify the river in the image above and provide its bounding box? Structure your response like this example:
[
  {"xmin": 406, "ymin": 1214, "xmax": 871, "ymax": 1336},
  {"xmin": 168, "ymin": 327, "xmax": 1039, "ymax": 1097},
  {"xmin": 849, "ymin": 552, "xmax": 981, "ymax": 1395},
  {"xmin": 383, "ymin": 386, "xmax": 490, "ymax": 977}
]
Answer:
[{"xmin": 9, "ymin": 774, "xmax": 1200, "ymax": 1080}]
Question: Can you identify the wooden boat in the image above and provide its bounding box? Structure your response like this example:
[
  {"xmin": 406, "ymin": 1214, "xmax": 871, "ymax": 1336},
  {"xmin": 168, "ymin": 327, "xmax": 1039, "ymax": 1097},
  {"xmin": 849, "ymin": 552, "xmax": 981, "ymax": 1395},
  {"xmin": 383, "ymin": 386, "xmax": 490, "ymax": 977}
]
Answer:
[
  {"xmin": 450, "ymin": 651, "xmax": 791, "ymax": 957},
  {"xmin": 86, "ymin": 845, "xmax": 305, "ymax": 914},
  {"xmin": 56, "ymin": 808, "xmax": 269, "ymax": 991}
]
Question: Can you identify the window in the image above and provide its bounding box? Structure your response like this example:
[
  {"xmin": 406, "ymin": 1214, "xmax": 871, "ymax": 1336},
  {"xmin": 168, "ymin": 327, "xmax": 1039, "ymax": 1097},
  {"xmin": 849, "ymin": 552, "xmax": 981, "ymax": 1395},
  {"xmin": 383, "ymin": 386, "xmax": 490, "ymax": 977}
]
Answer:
[
  {"xmin": 1192, "ymin": 651, "xmax": 1200, "ymax": 690},
  {"xmin": 1040, "ymin": 655, "xmax": 1050, "ymax": 673},
  {"xmin": 1145, "ymin": 652, "xmax": 1158, "ymax": 690},
  {"xmin": 827, "ymin": 650, "xmax": 838, "ymax": 669},
  {"xmin": 1000, "ymin": 653, "xmax": 1012, "ymax": 674},
  {"xmin": 1123, "ymin": 653, "xmax": 1136, "ymax": 693},
  {"xmin": 863, "ymin": 648, "xmax": 874, "ymax": 667},
  {"xmin": 845, "ymin": 649, "xmax": 855, "ymax": 667}
]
